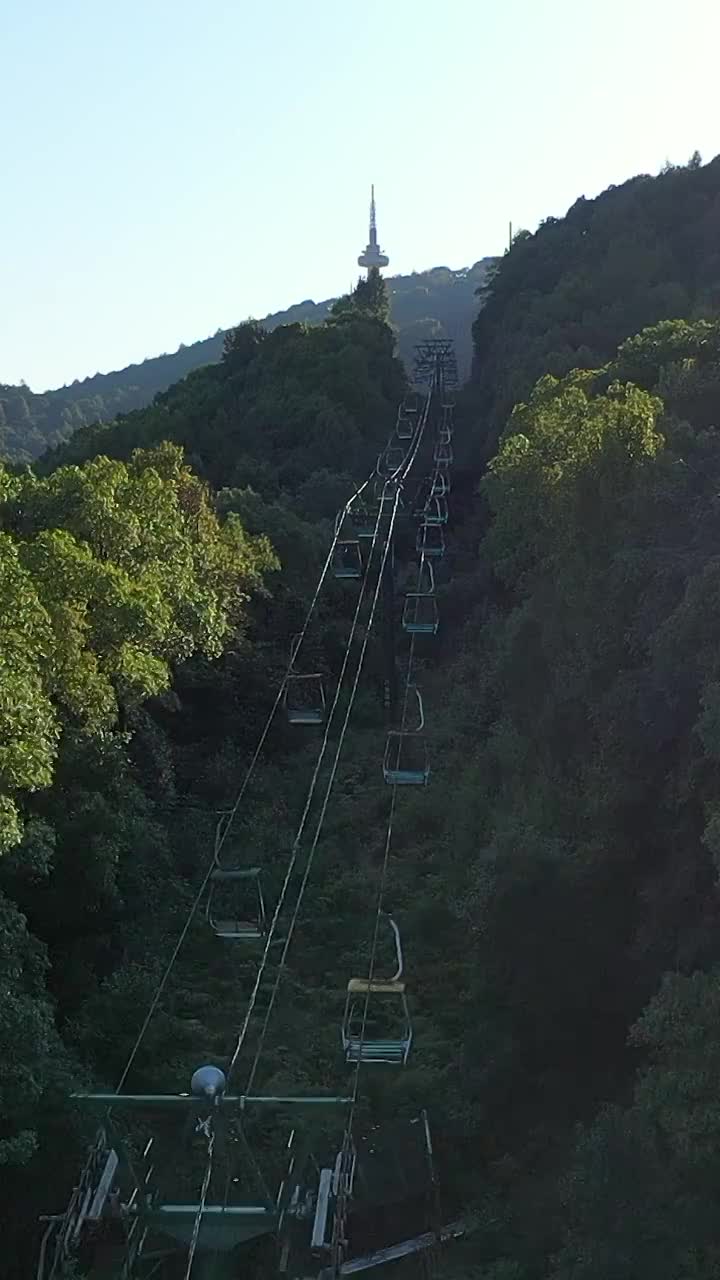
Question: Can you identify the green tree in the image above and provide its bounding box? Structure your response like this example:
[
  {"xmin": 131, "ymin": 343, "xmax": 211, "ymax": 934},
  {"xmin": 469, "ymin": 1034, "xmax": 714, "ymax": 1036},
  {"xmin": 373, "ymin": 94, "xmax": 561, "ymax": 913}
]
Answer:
[{"xmin": 0, "ymin": 444, "xmax": 277, "ymax": 851}]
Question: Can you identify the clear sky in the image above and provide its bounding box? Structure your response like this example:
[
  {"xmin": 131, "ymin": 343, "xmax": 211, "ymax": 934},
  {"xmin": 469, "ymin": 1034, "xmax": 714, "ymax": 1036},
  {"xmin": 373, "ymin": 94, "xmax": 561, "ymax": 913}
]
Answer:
[{"xmin": 1, "ymin": 0, "xmax": 718, "ymax": 391}]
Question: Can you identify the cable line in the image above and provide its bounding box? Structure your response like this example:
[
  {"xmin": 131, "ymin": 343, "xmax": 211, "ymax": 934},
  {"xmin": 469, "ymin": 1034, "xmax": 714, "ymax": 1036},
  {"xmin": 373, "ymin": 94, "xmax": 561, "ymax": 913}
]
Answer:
[
  {"xmin": 244, "ymin": 486, "xmax": 404, "ymax": 1095},
  {"xmin": 114, "ymin": 469, "xmax": 386, "ymax": 1093},
  {"xmin": 227, "ymin": 488, "xmax": 395, "ymax": 1085},
  {"xmin": 242, "ymin": 393, "xmax": 432, "ymax": 1092},
  {"xmin": 183, "ymin": 1123, "xmax": 215, "ymax": 1280}
]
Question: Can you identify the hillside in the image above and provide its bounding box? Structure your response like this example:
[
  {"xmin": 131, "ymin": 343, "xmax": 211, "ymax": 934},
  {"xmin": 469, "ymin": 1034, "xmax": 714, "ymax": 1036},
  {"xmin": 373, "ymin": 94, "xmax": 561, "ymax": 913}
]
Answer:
[
  {"xmin": 0, "ymin": 259, "xmax": 492, "ymax": 464},
  {"xmin": 6, "ymin": 153, "xmax": 720, "ymax": 1280},
  {"xmin": 468, "ymin": 149, "xmax": 720, "ymax": 461}
]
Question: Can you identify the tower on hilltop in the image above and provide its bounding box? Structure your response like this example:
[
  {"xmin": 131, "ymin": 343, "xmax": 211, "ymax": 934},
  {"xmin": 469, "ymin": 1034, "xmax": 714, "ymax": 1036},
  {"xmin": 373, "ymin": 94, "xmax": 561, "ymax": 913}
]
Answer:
[{"xmin": 358, "ymin": 185, "xmax": 389, "ymax": 271}]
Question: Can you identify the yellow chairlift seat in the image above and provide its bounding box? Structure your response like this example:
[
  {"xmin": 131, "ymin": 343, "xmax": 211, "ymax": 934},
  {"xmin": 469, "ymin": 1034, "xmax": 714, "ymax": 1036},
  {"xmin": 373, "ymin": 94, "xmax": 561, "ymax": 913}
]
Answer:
[
  {"xmin": 346, "ymin": 978, "xmax": 406, "ymax": 995},
  {"xmin": 342, "ymin": 916, "xmax": 412, "ymax": 1066}
]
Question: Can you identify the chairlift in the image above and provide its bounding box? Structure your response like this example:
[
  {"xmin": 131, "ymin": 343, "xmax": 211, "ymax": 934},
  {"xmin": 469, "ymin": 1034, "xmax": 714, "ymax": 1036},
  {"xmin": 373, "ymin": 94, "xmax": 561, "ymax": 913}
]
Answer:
[
  {"xmin": 284, "ymin": 673, "xmax": 326, "ymax": 726},
  {"xmin": 402, "ymin": 560, "xmax": 439, "ymax": 635},
  {"xmin": 285, "ymin": 636, "xmax": 326, "ymax": 725},
  {"xmin": 377, "ymin": 446, "xmax": 406, "ymax": 477},
  {"xmin": 206, "ymin": 867, "xmax": 267, "ymax": 941},
  {"xmin": 412, "ymin": 478, "xmax": 433, "ymax": 521},
  {"xmin": 395, "ymin": 413, "xmax": 414, "ymax": 442},
  {"xmin": 333, "ymin": 540, "xmax": 363, "ymax": 579},
  {"xmin": 433, "ymin": 441, "xmax": 453, "ymax": 466},
  {"xmin": 431, "ymin": 471, "xmax": 450, "ymax": 498},
  {"xmin": 416, "ymin": 522, "xmax": 445, "ymax": 559},
  {"xmin": 438, "ymin": 425, "xmax": 453, "ymax": 446},
  {"xmin": 423, "ymin": 496, "xmax": 448, "ymax": 526},
  {"xmin": 347, "ymin": 494, "xmax": 378, "ymax": 539},
  {"xmin": 372, "ymin": 477, "xmax": 404, "ymax": 517},
  {"xmin": 341, "ymin": 915, "xmax": 412, "ymax": 1065},
  {"xmin": 383, "ymin": 687, "xmax": 430, "ymax": 786}
]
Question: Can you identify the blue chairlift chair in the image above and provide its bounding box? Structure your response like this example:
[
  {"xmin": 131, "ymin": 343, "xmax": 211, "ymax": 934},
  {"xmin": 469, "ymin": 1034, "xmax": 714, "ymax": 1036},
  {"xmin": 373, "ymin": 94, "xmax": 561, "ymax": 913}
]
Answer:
[
  {"xmin": 416, "ymin": 521, "xmax": 445, "ymax": 559},
  {"xmin": 383, "ymin": 687, "xmax": 430, "ymax": 786},
  {"xmin": 402, "ymin": 559, "xmax": 439, "ymax": 635}
]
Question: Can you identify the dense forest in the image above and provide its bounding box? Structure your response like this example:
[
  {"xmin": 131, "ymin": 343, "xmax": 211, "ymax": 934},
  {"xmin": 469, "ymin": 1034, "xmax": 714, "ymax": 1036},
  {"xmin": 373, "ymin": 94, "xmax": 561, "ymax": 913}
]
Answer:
[
  {"xmin": 0, "ymin": 261, "xmax": 491, "ymax": 464},
  {"xmin": 6, "ymin": 151, "xmax": 720, "ymax": 1280}
]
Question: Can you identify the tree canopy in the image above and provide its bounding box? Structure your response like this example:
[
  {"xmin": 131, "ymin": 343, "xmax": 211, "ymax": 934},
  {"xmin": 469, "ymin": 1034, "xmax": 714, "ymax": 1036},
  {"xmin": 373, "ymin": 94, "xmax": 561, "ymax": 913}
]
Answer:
[{"xmin": 8, "ymin": 154, "xmax": 720, "ymax": 1280}]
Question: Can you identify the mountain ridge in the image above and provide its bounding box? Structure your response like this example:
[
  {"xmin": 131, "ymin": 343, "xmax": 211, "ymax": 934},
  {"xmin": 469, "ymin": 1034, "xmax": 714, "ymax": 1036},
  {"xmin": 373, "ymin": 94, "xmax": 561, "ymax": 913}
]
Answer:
[{"xmin": 0, "ymin": 259, "xmax": 494, "ymax": 463}]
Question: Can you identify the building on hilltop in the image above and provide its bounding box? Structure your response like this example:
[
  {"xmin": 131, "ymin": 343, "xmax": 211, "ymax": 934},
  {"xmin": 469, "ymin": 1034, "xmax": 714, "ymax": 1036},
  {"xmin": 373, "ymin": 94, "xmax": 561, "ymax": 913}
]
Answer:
[{"xmin": 358, "ymin": 185, "xmax": 389, "ymax": 272}]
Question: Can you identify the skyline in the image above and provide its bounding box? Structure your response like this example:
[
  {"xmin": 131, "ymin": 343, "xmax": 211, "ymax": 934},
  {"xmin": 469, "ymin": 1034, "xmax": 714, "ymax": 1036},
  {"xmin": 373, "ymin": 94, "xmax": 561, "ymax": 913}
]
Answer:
[{"xmin": 1, "ymin": 0, "xmax": 718, "ymax": 391}]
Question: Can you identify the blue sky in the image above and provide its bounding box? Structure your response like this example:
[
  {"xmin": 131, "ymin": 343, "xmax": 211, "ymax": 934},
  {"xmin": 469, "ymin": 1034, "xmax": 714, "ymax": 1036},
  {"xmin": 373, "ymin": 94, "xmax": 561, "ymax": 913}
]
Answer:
[{"xmin": 1, "ymin": 0, "xmax": 717, "ymax": 390}]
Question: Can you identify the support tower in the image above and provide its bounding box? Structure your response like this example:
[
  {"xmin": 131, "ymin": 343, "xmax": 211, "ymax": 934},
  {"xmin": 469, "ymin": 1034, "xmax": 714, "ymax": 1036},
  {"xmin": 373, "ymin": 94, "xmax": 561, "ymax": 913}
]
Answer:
[{"xmin": 358, "ymin": 185, "xmax": 389, "ymax": 271}]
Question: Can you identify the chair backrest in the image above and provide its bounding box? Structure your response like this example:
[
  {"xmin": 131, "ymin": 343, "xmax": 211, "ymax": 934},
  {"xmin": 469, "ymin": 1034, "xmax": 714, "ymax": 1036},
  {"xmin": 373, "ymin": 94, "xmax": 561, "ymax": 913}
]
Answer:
[
  {"xmin": 416, "ymin": 524, "xmax": 445, "ymax": 558},
  {"xmin": 207, "ymin": 868, "xmax": 266, "ymax": 940},
  {"xmin": 333, "ymin": 540, "xmax": 363, "ymax": 579},
  {"xmin": 284, "ymin": 673, "xmax": 325, "ymax": 725}
]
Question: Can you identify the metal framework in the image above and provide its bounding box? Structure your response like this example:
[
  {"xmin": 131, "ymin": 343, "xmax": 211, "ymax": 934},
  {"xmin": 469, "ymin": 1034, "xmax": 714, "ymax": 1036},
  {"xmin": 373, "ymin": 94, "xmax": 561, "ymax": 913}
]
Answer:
[{"xmin": 412, "ymin": 340, "xmax": 458, "ymax": 391}]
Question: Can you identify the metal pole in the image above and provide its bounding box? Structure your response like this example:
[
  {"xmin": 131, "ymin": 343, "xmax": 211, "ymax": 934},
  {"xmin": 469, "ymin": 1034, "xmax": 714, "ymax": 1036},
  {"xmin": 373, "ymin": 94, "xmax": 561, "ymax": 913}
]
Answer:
[{"xmin": 382, "ymin": 539, "xmax": 398, "ymax": 723}]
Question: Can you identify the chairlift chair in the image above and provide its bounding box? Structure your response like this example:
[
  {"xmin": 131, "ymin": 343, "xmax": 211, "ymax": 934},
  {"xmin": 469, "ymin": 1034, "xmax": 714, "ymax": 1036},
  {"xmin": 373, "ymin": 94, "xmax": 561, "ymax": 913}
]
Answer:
[
  {"xmin": 395, "ymin": 412, "xmax": 414, "ymax": 442},
  {"xmin": 416, "ymin": 522, "xmax": 445, "ymax": 559},
  {"xmin": 348, "ymin": 494, "xmax": 378, "ymax": 539},
  {"xmin": 383, "ymin": 687, "xmax": 430, "ymax": 786},
  {"xmin": 372, "ymin": 476, "xmax": 394, "ymax": 506},
  {"xmin": 206, "ymin": 868, "xmax": 267, "ymax": 941},
  {"xmin": 378, "ymin": 446, "xmax": 406, "ymax": 477},
  {"xmin": 284, "ymin": 674, "xmax": 326, "ymax": 725},
  {"xmin": 412, "ymin": 478, "xmax": 433, "ymax": 521},
  {"xmin": 333, "ymin": 540, "xmax": 363, "ymax": 579},
  {"xmin": 431, "ymin": 471, "xmax": 450, "ymax": 498},
  {"xmin": 372, "ymin": 477, "xmax": 404, "ymax": 517},
  {"xmin": 341, "ymin": 915, "xmax": 413, "ymax": 1065},
  {"xmin": 438, "ymin": 426, "xmax": 453, "ymax": 446},
  {"xmin": 422, "ymin": 496, "xmax": 449, "ymax": 526},
  {"xmin": 402, "ymin": 560, "xmax": 439, "ymax": 635},
  {"xmin": 433, "ymin": 441, "xmax": 454, "ymax": 466}
]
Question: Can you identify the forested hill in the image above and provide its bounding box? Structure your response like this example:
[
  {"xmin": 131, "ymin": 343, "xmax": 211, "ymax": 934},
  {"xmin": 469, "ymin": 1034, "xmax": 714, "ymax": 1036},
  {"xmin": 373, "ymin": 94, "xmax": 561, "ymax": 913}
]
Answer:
[
  {"xmin": 469, "ymin": 149, "xmax": 720, "ymax": 461},
  {"xmin": 9, "ymin": 150, "xmax": 720, "ymax": 1280},
  {"xmin": 1, "ymin": 281, "xmax": 433, "ymax": 1276},
  {"xmin": 433, "ymin": 150, "xmax": 720, "ymax": 1278},
  {"xmin": 0, "ymin": 259, "xmax": 492, "ymax": 464}
]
